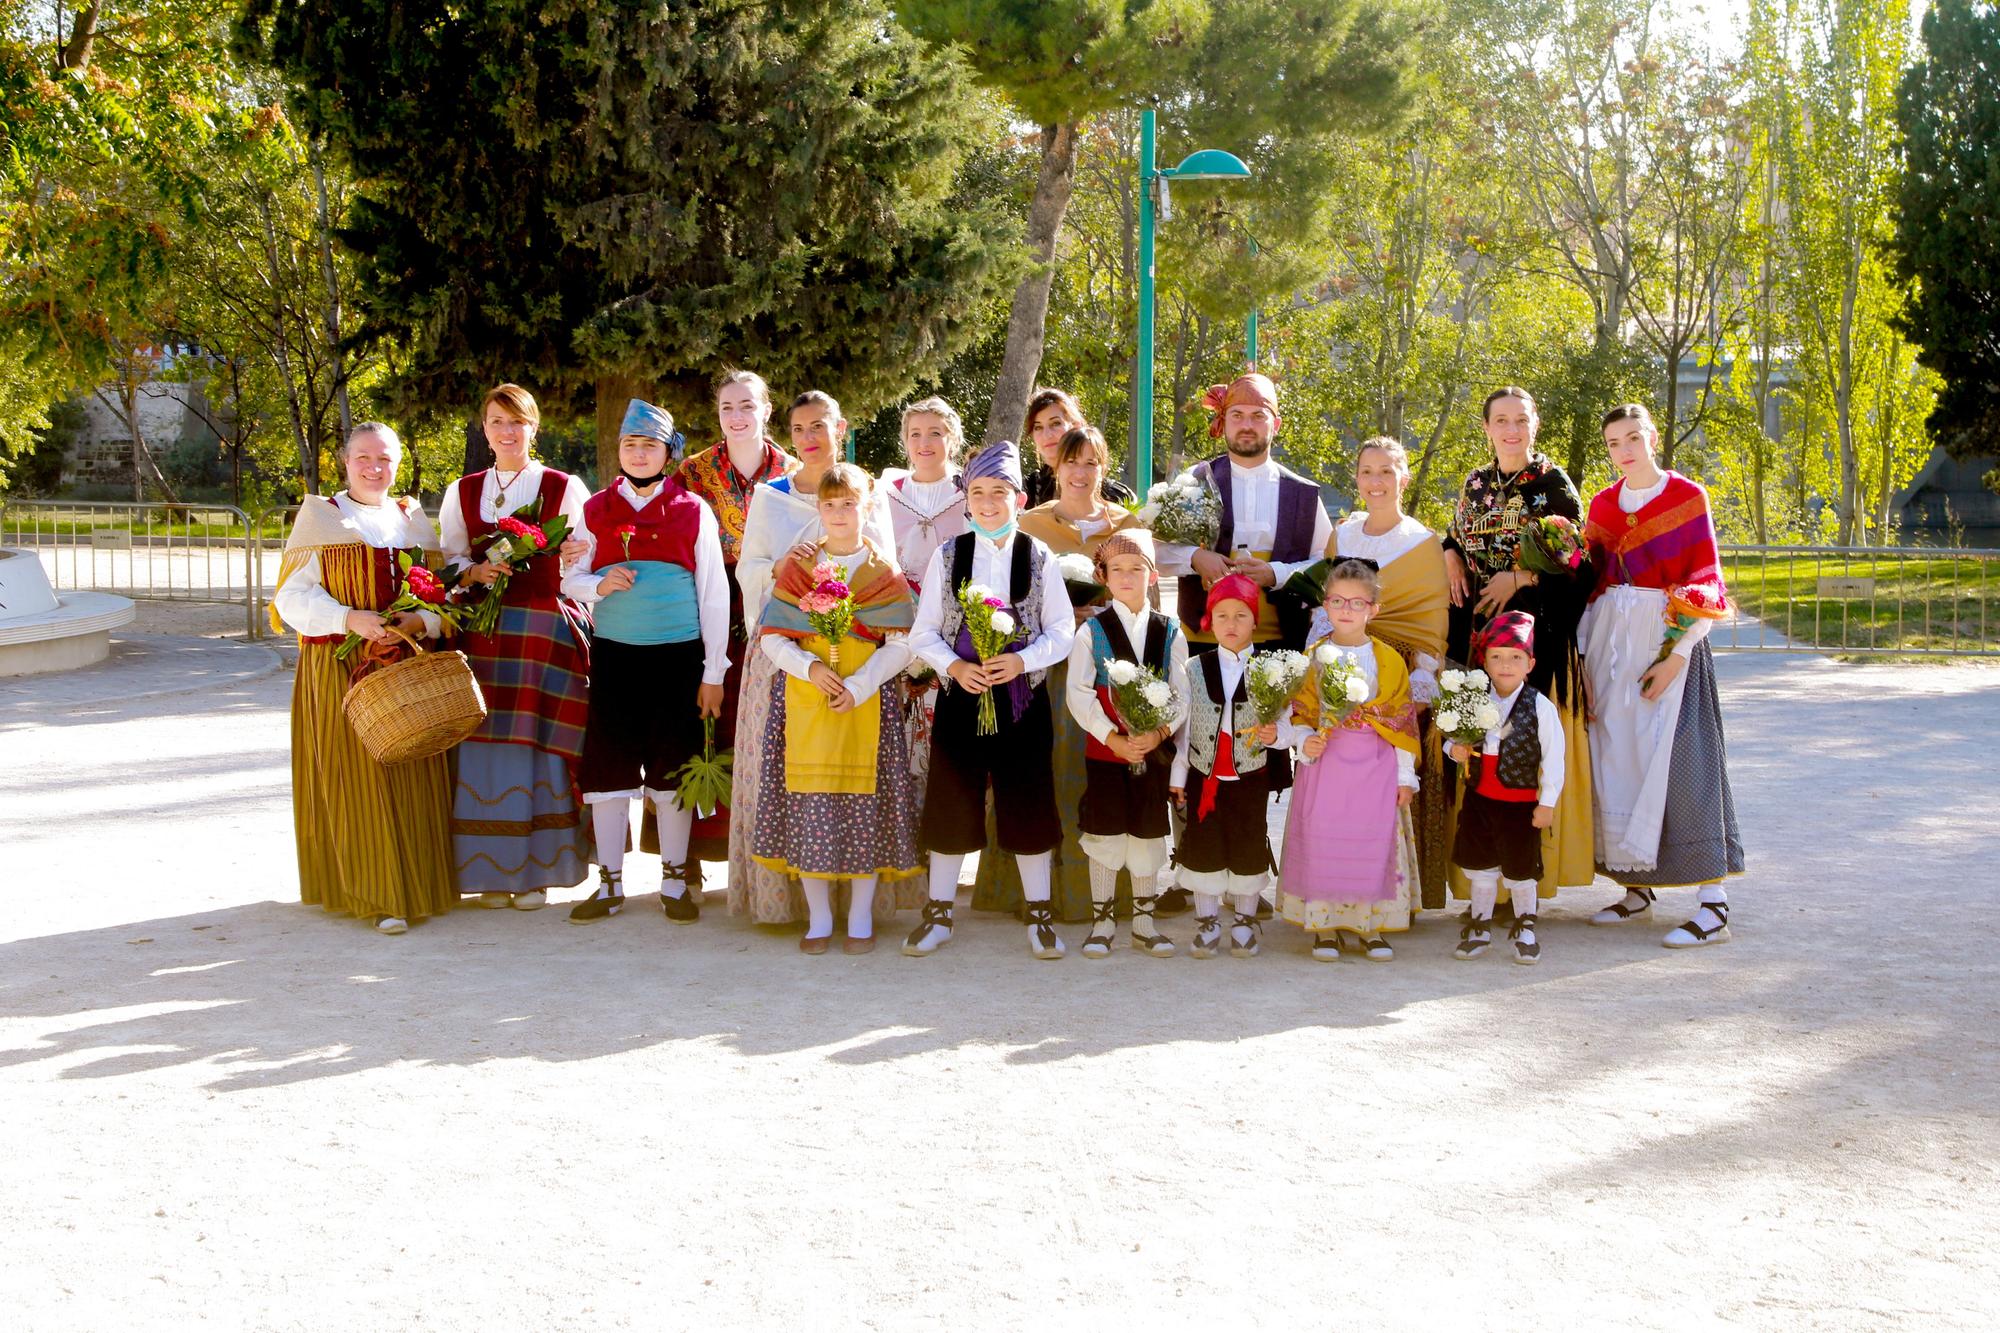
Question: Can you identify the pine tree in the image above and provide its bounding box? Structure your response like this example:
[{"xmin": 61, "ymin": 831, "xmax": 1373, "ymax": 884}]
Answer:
[
  {"xmin": 1894, "ymin": 0, "xmax": 2000, "ymax": 466},
  {"xmin": 237, "ymin": 0, "xmax": 1018, "ymax": 479}
]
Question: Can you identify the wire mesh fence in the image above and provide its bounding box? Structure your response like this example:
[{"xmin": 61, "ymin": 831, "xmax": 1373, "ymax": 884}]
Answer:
[
  {"xmin": 1716, "ymin": 544, "xmax": 1999, "ymax": 656},
  {"xmin": 4, "ymin": 503, "xmax": 1995, "ymax": 657}
]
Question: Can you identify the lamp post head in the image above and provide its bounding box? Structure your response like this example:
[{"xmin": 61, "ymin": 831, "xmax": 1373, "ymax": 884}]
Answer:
[{"xmin": 1162, "ymin": 148, "xmax": 1253, "ymax": 181}]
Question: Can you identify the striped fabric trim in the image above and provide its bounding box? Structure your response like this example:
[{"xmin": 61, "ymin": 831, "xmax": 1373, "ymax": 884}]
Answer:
[{"xmin": 451, "ymin": 813, "xmax": 582, "ymax": 837}]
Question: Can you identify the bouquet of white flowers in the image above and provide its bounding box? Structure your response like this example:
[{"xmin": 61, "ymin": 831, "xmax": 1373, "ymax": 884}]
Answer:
[
  {"xmin": 1134, "ymin": 470, "xmax": 1221, "ymax": 549},
  {"xmin": 1432, "ymin": 666, "xmax": 1499, "ymax": 750},
  {"xmin": 1313, "ymin": 642, "xmax": 1370, "ymax": 732},
  {"xmin": 1243, "ymin": 648, "xmax": 1309, "ymax": 757},
  {"xmin": 1055, "ymin": 551, "xmax": 1107, "ymax": 609},
  {"xmin": 1103, "ymin": 658, "xmax": 1179, "ymax": 774}
]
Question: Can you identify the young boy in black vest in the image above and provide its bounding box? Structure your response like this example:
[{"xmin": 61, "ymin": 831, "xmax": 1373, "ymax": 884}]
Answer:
[
  {"xmin": 1448, "ymin": 611, "xmax": 1566, "ymax": 965},
  {"xmin": 904, "ymin": 440, "xmax": 1077, "ymax": 959},
  {"xmin": 1065, "ymin": 528, "xmax": 1187, "ymax": 958},
  {"xmin": 1169, "ymin": 575, "xmax": 1282, "ymax": 959}
]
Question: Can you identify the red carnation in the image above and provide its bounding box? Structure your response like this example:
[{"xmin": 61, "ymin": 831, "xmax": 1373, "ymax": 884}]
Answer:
[{"xmin": 405, "ymin": 567, "xmax": 446, "ymax": 603}]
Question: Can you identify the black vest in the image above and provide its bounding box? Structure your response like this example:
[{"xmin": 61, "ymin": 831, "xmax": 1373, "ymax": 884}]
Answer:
[{"xmin": 1494, "ymin": 684, "xmax": 1545, "ymax": 792}]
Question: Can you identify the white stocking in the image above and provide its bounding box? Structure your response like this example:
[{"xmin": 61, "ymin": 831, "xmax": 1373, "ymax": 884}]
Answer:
[
  {"xmin": 1017, "ymin": 851, "xmax": 1053, "ymax": 903},
  {"xmin": 801, "ymin": 877, "xmax": 835, "ymax": 939},
  {"xmin": 589, "ymin": 797, "xmax": 631, "ymax": 881},
  {"xmin": 927, "ymin": 853, "xmax": 964, "ymax": 903},
  {"xmin": 646, "ymin": 788, "xmax": 694, "ymax": 896},
  {"xmin": 847, "ymin": 875, "xmax": 878, "ymax": 939},
  {"xmin": 1464, "ymin": 868, "xmax": 1499, "ymax": 919}
]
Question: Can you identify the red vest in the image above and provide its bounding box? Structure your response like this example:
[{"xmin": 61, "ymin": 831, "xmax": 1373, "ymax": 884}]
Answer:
[
  {"xmin": 583, "ymin": 480, "xmax": 701, "ymax": 574},
  {"xmin": 459, "ymin": 468, "xmax": 572, "ymax": 607}
]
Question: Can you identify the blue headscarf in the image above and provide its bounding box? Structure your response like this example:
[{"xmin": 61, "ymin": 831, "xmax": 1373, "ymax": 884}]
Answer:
[{"xmin": 620, "ymin": 398, "xmax": 675, "ymax": 444}]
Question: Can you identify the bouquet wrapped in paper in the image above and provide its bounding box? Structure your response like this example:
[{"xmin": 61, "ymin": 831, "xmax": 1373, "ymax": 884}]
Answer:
[
  {"xmin": 1055, "ymin": 552, "xmax": 1107, "ymax": 610},
  {"xmin": 1102, "ymin": 658, "xmax": 1179, "ymax": 774},
  {"xmin": 797, "ymin": 560, "xmax": 857, "ymax": 669},
  {"xmin": 1432, "ymin": 666, "xmax": 1499, "ymax": 750},
  {"xmin": 1650, "ymin": 580, "xmax": 1729, "ymax": 673},
  {"xmin": 1313, "ymin": 642, "xmax": 1370, "ymax": 732},
  {"xmin": 459, "ymin": 500, "xmax": 573, "ymax": 635},
  {"xmin": 1135, "ymin": 470, "xmax": 1221, "ymax": 549},
  {"xmin": 1242, "ymin": 648, "xmax": 1309, "ymax": 757},
  {"xmin": 335, "ymin": 552, "xmax": 459, "ymax": 666},
  {"xmin": 1515, "ymin": 514, "xmax": 1586, "ymax": 579},
  {"xmin": 956, "ymin": 582, "xmax": 1020, "ymax": 737}
]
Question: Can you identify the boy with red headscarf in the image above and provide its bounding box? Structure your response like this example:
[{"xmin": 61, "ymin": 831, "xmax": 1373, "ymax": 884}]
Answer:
[
  {"xmin": 1168, "ymin": 575, "xmax": 1282, "ymax": 959},
  {"xmin": 1446, "ymin": 610, "xmax": 1566, "ymax": 965}
]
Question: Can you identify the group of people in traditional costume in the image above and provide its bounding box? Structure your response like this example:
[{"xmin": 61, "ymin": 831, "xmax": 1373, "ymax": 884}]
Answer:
[{"xmin": 275, "ymin": 369, "xmax": 1745, "ymax": 962}]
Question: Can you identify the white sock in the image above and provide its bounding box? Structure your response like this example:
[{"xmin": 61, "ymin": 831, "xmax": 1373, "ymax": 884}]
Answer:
[
  {"xmin": 1130, "ymin": 872, "xmax": 1159, "ymax": 934},
  {"xmin": 927, "ymin": 852, "xmax": 964, "ymax": 904},
  {"xmin": 1229, "ymin": 891, "xmax": 1260, "ymax": 919},
  {"xmin": 801, "ymin": 877, "xmax": 835, "ymax": 939},
  {"xmin": 1017, "ymin": 851, "xmax": 1053, "ymax": 903},
  {"xmin": 1087, "ymin": 858, "xmax": 1119, "ymax": 935},
  {"xmin": 589, "ymin": 798, "xmax": 630, "ymax": 880},
  {"xmin": 1465, "ymin": 868, "xmax": 1499, "ymax": 920},
  {"xmin": 1504, "ymin": 878, "xmax": 1538, "ymax": 944},
  {"xmin": 1194, "ymin": 893, "xmax": 1223, "ymax": 919},
  {"xmin": 647, "ymin": 788, "xmax": 694, "ymax": 896},
  {"xmin": 1691, "ymin": 883, "xmax": 1729, "ymax": 929},
  {"xmin": 847, "ymin": 876, "xmax": 877, "ymax": 938}
]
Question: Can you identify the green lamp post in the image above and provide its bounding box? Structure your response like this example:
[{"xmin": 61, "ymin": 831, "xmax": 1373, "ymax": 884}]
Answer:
[{"xmin": 1133, "ymin": 108, "xmax": 1252, "ymax": 494}]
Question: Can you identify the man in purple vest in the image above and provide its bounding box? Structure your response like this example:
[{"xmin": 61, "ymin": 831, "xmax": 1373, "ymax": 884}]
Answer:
[
  {"xmin": 1157, "ymin": 372, "xmax": 1332, "ymax": 654},
  {"xmin": 1155, "ymin": 372, "xmax": 1331, "ymax": 915}
]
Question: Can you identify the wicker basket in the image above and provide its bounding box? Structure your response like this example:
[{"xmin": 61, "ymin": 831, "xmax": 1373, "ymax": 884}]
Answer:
[{"xmin": 341, "ymin": 625, "xmax": 488, "ymax": 766}]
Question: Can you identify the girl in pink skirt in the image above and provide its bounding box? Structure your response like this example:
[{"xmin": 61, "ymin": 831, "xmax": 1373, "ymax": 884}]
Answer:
[{"xmin": 1275, "ymin": 559, "xmax": 1423, "ymax": 961}]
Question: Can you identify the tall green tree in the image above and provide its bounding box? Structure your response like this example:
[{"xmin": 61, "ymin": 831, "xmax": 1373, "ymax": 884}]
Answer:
[
  {"xmin": 1750, "ymin": 0, "xmax": 1917, "ymax": 545},
  {"xmin": 1, "ymin": 0, "xmax": 231, "ymax": 494},
  {"xmin": 239, "ymin": 0, "xmax": 1020, "ymax": 482},
  {"xmin": 1893, "ymin": 0, "xmax": 2000, "ymax": 471},
  {"xmin": 899, "ymin": 0, "xmax": 1412, "ymax": 448}
]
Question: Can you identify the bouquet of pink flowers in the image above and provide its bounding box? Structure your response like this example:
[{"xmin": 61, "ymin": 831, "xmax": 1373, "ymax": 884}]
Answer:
[
  {"xmin": 335, "ymin": 552, "xmax": 459, "ymax": 663},
  {"xmin": 957, "ymin": 581, "xmax": 1018, "ymax": 737},
  {"xmin": 459, "ymin": 500, "xmax": 572, "ymax": 635},
  {"xmin": 799, "ymin": 560, "xmax": 857, "ymax": 669}
]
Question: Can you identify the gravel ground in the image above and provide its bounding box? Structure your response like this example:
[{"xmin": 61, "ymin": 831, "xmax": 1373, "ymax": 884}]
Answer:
[{"xmin": 2, "ymin": 640, "xmax": 1997, "ymax": 1331}]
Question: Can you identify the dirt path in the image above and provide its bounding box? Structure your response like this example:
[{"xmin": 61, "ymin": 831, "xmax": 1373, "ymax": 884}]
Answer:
[{"xmin": 3, "ymin": 644, "xmax": 1996, "ymax": 1330}]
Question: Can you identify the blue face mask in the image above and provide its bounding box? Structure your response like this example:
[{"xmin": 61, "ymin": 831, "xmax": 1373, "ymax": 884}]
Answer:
[{"xmin": 970, "ymin": 515, "xmax": 1016, "ymax": 541}]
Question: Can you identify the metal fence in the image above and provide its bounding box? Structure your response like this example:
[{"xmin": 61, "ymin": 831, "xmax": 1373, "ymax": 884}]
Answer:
[
  {"xmin": 0, "ymin": 499, "xmax": 269, "ymax": 639},
  {"xmin": 4, "ymin": 504, "xmax": 1995, "ymax": 657},
  {"xmin": 1715, "ymin": 544, "xmax": 1999, "ymax": 656}
]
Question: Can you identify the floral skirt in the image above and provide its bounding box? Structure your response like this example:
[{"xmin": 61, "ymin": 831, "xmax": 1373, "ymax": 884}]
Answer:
[
  {"xmin": 750, "ymin": 673, "xmax": 924, "ymax": 883},
  {"xmin": 727, "ymin": 648, "xmax": 927, "ymax": 922}
]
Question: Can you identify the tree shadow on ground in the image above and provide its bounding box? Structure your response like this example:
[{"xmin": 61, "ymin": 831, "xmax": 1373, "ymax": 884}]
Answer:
[
  {"xmin": 7, "ymin": 874, "xmax": 1983, "ymax": 1099},
  {"xmin": 0, "ymin": 890, "xmax": 1681, "ymax": 1088}
]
